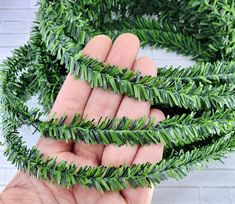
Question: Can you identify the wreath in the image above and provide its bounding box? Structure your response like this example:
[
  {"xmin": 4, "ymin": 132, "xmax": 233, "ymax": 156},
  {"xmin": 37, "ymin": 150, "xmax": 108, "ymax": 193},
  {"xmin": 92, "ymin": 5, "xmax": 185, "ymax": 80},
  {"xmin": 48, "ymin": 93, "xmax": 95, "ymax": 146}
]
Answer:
[{"xmin": 1, "ymin": 0, "xmax": 234, "ymax": 192}]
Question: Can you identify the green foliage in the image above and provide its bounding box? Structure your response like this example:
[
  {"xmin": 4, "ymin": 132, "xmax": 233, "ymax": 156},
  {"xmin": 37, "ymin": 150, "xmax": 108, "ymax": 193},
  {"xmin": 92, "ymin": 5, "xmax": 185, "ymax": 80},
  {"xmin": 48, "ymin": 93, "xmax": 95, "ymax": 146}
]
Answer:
[
  {"xmin": 39, "ymin": 110, "xmax": 235, "ymax": 149},
  {"xmin": 4, "ymin": 126, "xmax": 235, "ymax": 191},
  {"xmin": 101, "ymin": 17, "xmax": 209, "ymax": 60},
  {"xmin": 0, "ymin": 0, "xmax": 234, "ymax": 192},
  {"xmin": 37, "ymin": 0, "xmax": 235, "ymax": 110}
]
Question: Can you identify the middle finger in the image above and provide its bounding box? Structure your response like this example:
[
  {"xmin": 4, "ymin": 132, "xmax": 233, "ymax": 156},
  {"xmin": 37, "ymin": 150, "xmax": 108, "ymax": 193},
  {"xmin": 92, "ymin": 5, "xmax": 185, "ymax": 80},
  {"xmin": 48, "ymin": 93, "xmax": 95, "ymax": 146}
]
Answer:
[
  {"xmin": 73, "ymin": 33, "xmax": 140, "ymax": 204},
  {"xmin": 73, "ymin": 33, "xmax": 140, "ymax": 162},
  {"xmin": 101, "ymin": 57, "xmax": 157, "ymax": 166}
]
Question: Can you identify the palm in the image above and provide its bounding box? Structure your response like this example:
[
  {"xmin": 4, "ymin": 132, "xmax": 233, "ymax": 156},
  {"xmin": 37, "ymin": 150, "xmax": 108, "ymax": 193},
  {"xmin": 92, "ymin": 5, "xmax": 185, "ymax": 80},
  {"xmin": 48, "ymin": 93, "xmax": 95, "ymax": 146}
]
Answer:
[{"xmin": 1, "ymin": 34, "xmax": 164, "ymax": 204}]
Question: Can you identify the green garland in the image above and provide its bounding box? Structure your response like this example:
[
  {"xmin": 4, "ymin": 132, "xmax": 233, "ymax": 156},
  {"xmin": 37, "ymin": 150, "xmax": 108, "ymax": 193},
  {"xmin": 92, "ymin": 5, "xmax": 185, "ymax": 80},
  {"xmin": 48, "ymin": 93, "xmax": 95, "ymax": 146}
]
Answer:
[{"xmin": 0, "ymin": 0, "xmax": 234, "ymax": 192}]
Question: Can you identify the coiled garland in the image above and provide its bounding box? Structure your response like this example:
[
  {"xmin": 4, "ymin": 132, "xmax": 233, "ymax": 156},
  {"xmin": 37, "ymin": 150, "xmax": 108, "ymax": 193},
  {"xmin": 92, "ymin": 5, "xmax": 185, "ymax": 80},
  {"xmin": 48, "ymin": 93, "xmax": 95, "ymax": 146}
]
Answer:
[{"xmin": 0, "ymin": 0, "xmax": 235, "ymax": 192}]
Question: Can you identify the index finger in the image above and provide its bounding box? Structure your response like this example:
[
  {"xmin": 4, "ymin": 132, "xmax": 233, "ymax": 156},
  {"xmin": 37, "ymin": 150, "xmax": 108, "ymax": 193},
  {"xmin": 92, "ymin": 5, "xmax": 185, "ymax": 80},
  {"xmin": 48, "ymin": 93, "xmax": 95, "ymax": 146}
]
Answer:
[{"xmin": 37, "ymin": 35, "xmax": 112, "ymax": 154}]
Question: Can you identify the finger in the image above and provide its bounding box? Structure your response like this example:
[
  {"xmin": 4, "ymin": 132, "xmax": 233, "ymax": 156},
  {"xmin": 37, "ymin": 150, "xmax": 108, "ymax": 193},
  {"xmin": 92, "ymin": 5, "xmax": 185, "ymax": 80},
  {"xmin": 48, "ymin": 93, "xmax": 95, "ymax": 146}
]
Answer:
[
  {"xmin": 149, "ymin": 109, "xmax": 166, "ymax": 125},
  {"xmin": 34, "ymin": 35, "xmax": 112, "ymax": 203},
  {"xmin": 73, "ymin": 33, "xmax": 139, "ymax": 204},
  {"xmin": 96, "ymin": 192, "xmax": 126, "ymax": 204},
  {"xmin": 74, "ymin": 33, "xmax": 140, "ymax": 162},
  {"xmin": 37, "ymin": 35, "xmax": 112, "ymax": 155},
  {"xmin": 82, "ymin": 33, "xmax": 140, "ymax": 121},
  {"xmin": 122, "ymin": 108, "xmax": 165, "ymax": 204},
  {"xmin": 50, "ymin": 35, "xmax": 112, "ymax": 121},
  {"xmin": 102, "ymin": 56, "xmax": 157, "ymax": 167}
]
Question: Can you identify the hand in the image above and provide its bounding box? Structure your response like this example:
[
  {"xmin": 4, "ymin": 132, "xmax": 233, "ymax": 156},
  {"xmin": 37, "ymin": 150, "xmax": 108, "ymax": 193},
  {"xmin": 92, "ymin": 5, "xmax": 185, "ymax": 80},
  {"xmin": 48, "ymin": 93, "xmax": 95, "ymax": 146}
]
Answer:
[{"xmin": 0, "ymin": 33, "xmax": 165, "ymax": 204}]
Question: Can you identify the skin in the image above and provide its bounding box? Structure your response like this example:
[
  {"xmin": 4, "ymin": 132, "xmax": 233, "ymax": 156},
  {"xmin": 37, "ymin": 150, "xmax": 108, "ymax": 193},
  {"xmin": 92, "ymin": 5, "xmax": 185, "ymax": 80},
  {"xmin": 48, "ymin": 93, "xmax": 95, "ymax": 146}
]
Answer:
[{"xmin": 0, "ymin": 33, "xmax": 165, "ymax": 204}]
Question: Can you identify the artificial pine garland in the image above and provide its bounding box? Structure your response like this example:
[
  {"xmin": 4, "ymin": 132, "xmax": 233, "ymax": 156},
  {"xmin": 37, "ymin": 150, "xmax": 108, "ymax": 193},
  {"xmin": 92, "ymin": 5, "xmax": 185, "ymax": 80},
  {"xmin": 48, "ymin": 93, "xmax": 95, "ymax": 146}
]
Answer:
[{"xmin": 0, "ymin": 0, "xmax": 234, "ymax": 192}]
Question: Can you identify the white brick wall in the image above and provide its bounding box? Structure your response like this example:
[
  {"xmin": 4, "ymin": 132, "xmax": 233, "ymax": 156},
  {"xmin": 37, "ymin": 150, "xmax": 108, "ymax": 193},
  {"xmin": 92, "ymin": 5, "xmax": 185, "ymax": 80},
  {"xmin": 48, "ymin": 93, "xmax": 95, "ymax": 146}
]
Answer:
[
  {"xmin": 0, "ymin": 1, "xmax": 234, "ymax": 203},
  {"xmin": 0, "ymin": 0, "xmax": 36, "ymax": 61}
]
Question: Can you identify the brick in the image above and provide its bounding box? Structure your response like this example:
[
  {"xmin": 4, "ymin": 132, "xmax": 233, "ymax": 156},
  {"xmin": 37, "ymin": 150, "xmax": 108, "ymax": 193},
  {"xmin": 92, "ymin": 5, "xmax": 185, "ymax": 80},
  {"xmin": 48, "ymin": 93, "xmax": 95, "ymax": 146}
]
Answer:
[
  {"xmin": 2, "ymin": 21, "xmax": 28, "ymax": 33},
  {"xmin": 18, "ymin": 126, "xmax": 40, "ymax": 148},
  {"xmin": 154, "ymin": 203, "xmax": 199, "ymax": 204},
  {"xmin": 200, "ymin": 187, "xmax": 232, "ymax": 204},
  {"xmin": 231, "ymin": 188, "xmax": 235, "ymax": 203},
  {"xmin": 0, "ymin": 169, "xmax": 7, "ymax": 185},
  {"xmin": 153, "ymin": 58, "xmax": 195, "ymax": 67},
  {"xmin": 0, "ymin": 133, "xmax": 4, "ymax": 151},
  {"xmin": 138, "ymin": 47, "xmax": 196, "ymax": 68},
  {"xmin": 0, "ymin": 10, "xmax": 36, "ymax": 21},
  {"xmin": 222, "ymin": 155, "xmax": 235, "ymax": 168},
  {"xmin": 0, "ymin": 21, "xmax": 3, "ymax": 32},
  {"xmin": 3, "ymin": 0, "xmax": 30, "ymax": 8},
  {"xmin": 152, "ymin": 47, "xmax": 194, "ymax": 60},
  {"xmin": 207, "ymin": 154, "xmax": 235, "ymax": 169},
  {"xmin": 138, "ymin": 46, "xmax": 154, "ymax": 58},
  {"xmin": 4, "ymin": 168, "xmax": 17, "ymax": 185},
  {"xmin": 153, "ymin": 187, "xmax": 199, "ymax": 203},
  {"xmin": 152, "ymin": 48, "xmax": 179, "ymax": 59},
  {"xmin": 0, "ymin": 0, "xmax": 6, "ymax": 8},
  {"xmin": 29, "ymin": 0, "xmax": 38, "ymax": 8},
  {"xmin": 0, "ymin": 34, "xmax": 29, "ymax": 46},
  {"xmin": 0, "ymin": 185, "xmax": 6, "ymax": 193},
  {"xmin": 0, "ymin": 151, "xmax": 15, "ymax": 168},
  {"xmin": 0, "ymin": 47, "xmax": 16, "ymax": 60},
  {"xmin": 159, "ymin": 169, "xmax": 235, "ymax": 187}
]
